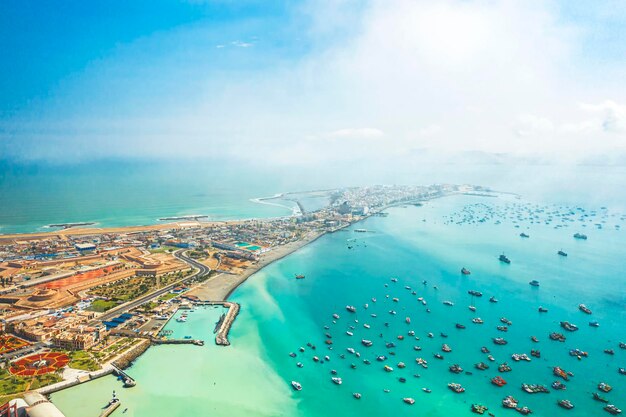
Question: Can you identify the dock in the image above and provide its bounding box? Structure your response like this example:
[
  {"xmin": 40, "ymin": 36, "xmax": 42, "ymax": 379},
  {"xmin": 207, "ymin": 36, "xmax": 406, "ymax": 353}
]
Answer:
[
  {"xmin": 99, "ymin": 400, "xmax": 120, "ymax": 417},
  {"xmin": 194, "ymin": 300, "xmax": 240, "ymax": 346},
  {"xmin": 111, "ymin": 364, "xmax": 137, "ymax": 387}
]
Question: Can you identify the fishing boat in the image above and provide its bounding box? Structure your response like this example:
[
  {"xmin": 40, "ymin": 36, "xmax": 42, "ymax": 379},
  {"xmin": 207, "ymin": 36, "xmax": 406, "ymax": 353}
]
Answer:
[
  {"xmin": 353, "ymin": 392, "xmax": 361, "ymax": 399},
  {"xmin": 346, "ymin": 305, "xmax": 356, "ymax": 313},
  {"xmin": 520, "ymin": 233, "xmax": 529, "ymax": 238},
  {"xmin": 573, "ymin": 233, "xmax": 587, "ymax": 240},
  {"xmin": 361, "ymin": 339, "xmax": 372, "ymax": 347},
  {"xmin": 593, "ymin": 392, "xmax": 609, "ymax": 403},
  {"xmin": 449, "ymin": 364, "xmax": 463, "ymax": 374},
  {"xmin": 604, "ymin": 405, "xmax": 622, "ymax": 415},
  {"xmin": 551, "ymin": 381, "xmax": 566, "ymax": 390},
  {"xmin": 461, "ymin": 267, "xmax": 471, "ymax": 275},
  {"xmin": 521, "ymin": 383, "xmax": 549, "ymax": 394},
  {"xmin": 531, "ymin": 336, "xmax": 539, "ymax": 342},
  {"xmin": 489, "ymin": 296, "xmax": 498, "ymax": 303},
  {"xmin": 553, "ymin": 366, "xmax": 569, "ymax": 380},
  {"xmin": 538, "ymin": 306, "xmax": 548, "ymax": 313},
  {"xmin": 422, "ymin": 387, "xmax": 431, "ymax": 393},
  {"xmin": 500, "ymin": 317, "xmax": 512, "ymax": 325},
  {"xmin": 598, "ymin": 382, "xmax": 612, "ymax": 393},
  {"xmin": 447, "ymin": 383, "xmax": 465, "ymax": 393},
  {"xmin": 295, "ymin": 274, "xmax": 305, "ymax": 279},
  {"xmin": 557, "ymin": 250, "xmax": 568, "ymax": 257},
  {"xmin": 469, "ymin": 305, "xmax": 477, "ymax": 312},
  {"xmin": 472, "ymin": 318, "xmax": 484, "ymax": 324},
  {"xmin": 384, "ymin": 365, "xmax": 394, "ymax": 372},
  {"xmin": 498, "ymin": 363, "xmax": 512, "ymax": 372},
  {"xmin": 456, "ymin": 323, "xmax": 466, "ymax": 329},
  {"xmin": 491, "ymin": 376, "xmax": 507, "ymax": 386},
  {"xmin": 468, "ymin": 290, "xmax": 483, "ymax": 297},
  {"xmin": 529, "ymin": 280, "xmax": 540, "ymax": 287},
  {"xmin": 291, "ymin": 381, "xmax": 302, "ymax": 391},
  {"xmin": 403, "ymin": 398, "xmax": 415, "ymax": 405},
  {"xmin": 558, "ymin": 399, "xmax": 574, "ymax": 409},
  {"xmin": 499, "ymin": 254, "xmax": 511, "ymax": 264},
  {"xmin": 471, "ymin": 404, "xmax": 489, "ymax": 415},
  {"xmin": 579, "ymin": 304, "xmax": 592, "ymax": 314},
  {"xmin": 502, "ymin": 396, "xmax": 518, "ymax": 408},
  {"xmin": 589, "ymin": 321, "xmax": 600, "ymax": 327},
  {"xmin": 560, "ymin": 321, "xmax": 579, "ymax": 332},
  {"xmin": 475, "ymin": 362, "xmax": 489, "ymax": 370},
  {"xmin": 443, "ymin": 300, "xmax": 454, "ymax": 306},
  {"xmin": 549, "ymin": 332, "xmax": 566, "ymax": 342},
  {"xmin": 530, "ymin": 350, "xmax": 540, "ymax": 358},
  {"xmin": 493, "ymin": 337, "xmax": 508, "ymax": 345},
  {"xmin": 331, "ymin": 377, "xmax": 342, "ymax": 385},
  {"xmin": 442, "ymin": 344, "xmax": 452, "ymax": 352}
]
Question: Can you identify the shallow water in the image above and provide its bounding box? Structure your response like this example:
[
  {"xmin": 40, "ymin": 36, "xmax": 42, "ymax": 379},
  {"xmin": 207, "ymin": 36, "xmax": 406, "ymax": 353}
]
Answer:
[{"xmin": 52, "ymin": 194, "xmax": 625, "ymax": 417}]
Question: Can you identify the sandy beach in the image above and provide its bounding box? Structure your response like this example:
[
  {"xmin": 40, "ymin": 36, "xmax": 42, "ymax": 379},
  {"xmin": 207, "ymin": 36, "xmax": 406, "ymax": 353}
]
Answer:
[{"xmin": 187, "ymin": 231, "xmax": 326, "ymax": 301}]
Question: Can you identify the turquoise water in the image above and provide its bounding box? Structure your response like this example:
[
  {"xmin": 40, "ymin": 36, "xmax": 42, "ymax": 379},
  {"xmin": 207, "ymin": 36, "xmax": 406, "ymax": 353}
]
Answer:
[
  {"xmin": 51, "ymin": 194, "xmax": 625, "ymax": 417},
  {"xmin": 0, "ymin": 160, "xmax": 295, "ymax": 234}
]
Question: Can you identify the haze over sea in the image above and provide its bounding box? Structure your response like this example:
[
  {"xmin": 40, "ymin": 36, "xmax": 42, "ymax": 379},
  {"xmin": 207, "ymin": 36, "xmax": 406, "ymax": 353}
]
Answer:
[{"xmin": 18, "ymin": 161, "xmax": 620, "ymax": 417}]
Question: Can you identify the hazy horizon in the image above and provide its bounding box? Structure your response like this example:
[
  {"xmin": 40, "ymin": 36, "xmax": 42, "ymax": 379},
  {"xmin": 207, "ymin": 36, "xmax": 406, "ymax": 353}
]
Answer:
[{"xmin": 1, "ymin": 0, "xmax": 625, "ymax": 169}]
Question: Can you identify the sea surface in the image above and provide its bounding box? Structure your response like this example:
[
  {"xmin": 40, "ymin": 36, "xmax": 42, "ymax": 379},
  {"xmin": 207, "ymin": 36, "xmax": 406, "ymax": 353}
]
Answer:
[{"xmin": 51, "ymin": 193, "xmax": 625, "ymax": 417}]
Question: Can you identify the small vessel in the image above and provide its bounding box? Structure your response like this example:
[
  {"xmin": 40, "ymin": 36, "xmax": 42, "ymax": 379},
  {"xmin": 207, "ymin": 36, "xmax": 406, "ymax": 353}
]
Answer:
[
  {"xmin": 520, "ymin": 233, "xmax": 530, "ymax": 238},
  {"xmin": 491, "ymin": 376, "xmax": 507, "ymax": 386},
  {"xmin": 573, "ymin": 233, "xmax": 587, "ymax": 240},
  {"xmin": 593, "ymin": 392, "xmax": 610, "ymax": 403},
  {"xmin": 291, "ymin": 381, "xmax": 302, "ymax": 391},
  {"xmin": 403, "ymin": 398, "xmax": 415, "ymax": 405},
  {"xmin": 489, "ymin": 296, "xmax": 498, "ymax": 303},
  {"xmin": 531, "ymin": 336, "xmax": 539, "ymax": 342},
  {"xmin": 449, "ymin": 364, "xmax": 463, "ymax": 374},
  {"xmin": 353, "ymin": 393, "xmax": 361, "ymax": 399},
  {"xmin": 493, "ymin": 337, "xmax": 507, "ymax": 345},
  {"xmin": 443, "ymin": 300, "xmax": 454, "ymax": 306},
  {"xmin": 560, "ymin": 321, "xmax": 579, "ymax": 332},
  {"xmin": 589, "ymin": 320, "xmax": 600, "ymax": 327},
  {"xmin": 455, "ymin": 323, "xmax": 466, "ymax": 329},
  {"xmin": 295, "ymin": 274, "xmax": 305, "ymax": 279},
  {"xmin": 331, "ymin": 377, "xmax": 342, "ymax": 385},
  {"xmin": 530, "ymin": 349, "xmax": 540, "ymax": 358},
  {"xmin": 442, "ymin": 344, "xmax": 452, "ymax": 352},
  {"xmin": 447, "ymin": 382, "xmax": 465, "ymax": 393},
  {"xmin": 551, "ymin": 381, "xmax": 566, "ymax": 390},
  {"xmin": 500, "ymin": 317, "xmax": 512, "ymax": 325},
  {"xmin": 553, "ymin": 366, "xmax": 569, "ymax": 380},
  {"xmin": 604, "ymin": 405, "xmax": 622, "ymax": 415},
  {"xmin": 498, "ymin": 362, "xmax": 512, "ymax": 372},
  {"xmin": 296, "ymin": 362, "xmax": 303, "ymax": 368},
  {"xmin": 461, "ymin": 267, "xmax": 471, "ymax": 275},
  {"xmin": 475, "ymin": 362, "xmax": 489, "ymax": 370},
  {"xmin": 579, "ymin": 304, "xmax": 592, "ymax": 314},
  {"xmin": 346, "ymin": 305, "xmax": 356, "ymax": 313},
  {"xmin": 384, "ymin": 365, "xmax": 394, "ymax": 372},
  {"xmin": 557, "ymin": 250, "xmax": 568, "ymax": 257},
  {"xmin": 521, "ymin": 383, "xmax": 549, "ymax": 394},
  {"xmin": 499, "ymin": 254, "xmax": 511, "ymax": 264},
  {"xmin": 468, "ymin": 305, "xmax": 477, "ymax": 312},
  {"xmin": 550, "ymin": 332, "xmax": 566, "ymax": 342},
  {"xmin": 538, "ymin": 306, "xmax": 548, "ymax": 313},
  {"xmin": 361, "ymin": 339, "xmax": 373, "ymax": 347},
  {"xmin": 332, "ymin": 313, "xmax": 340, "ymax": 319},
  {"xmin": 422, "ymin": 387, "xmax": 431, "ymax": 393},
  {"xmin": 598, "ymin": 382, "xmax": 612, "ymax": 393},
  {"xmin": 472, "ymin": 318, "xmax": 484, "ymax": 324},
  {"xmin": 471, "ymin": 404, "xmax": 489, "ymax": 415},
  {"xmin": 558, "ymin": 399, "xmax": 574, "ymax": 409},
  {"xmin": 468, "ymin": 290, "xmax": 483, "ymax": 297},
  {"xmin": 502, "ymin": 396, "xmax": 518, "ymax": 408},
  {"xmin": 529, "ymin": 280, "xmax": 540, "ymax": 287}
]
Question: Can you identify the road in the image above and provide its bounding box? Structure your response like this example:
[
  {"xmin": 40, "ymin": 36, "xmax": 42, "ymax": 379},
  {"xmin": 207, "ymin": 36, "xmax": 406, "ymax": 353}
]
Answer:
[{"xmin": 92, "ymin": 250, "xmax": 210, "ymax": 324}]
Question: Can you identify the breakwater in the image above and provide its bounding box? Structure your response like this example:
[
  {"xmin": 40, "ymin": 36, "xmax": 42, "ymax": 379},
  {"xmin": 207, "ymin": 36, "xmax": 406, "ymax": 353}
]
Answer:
[{"xmin": 194, "ymin": 301, "xmax": 240, "ymax": 346}]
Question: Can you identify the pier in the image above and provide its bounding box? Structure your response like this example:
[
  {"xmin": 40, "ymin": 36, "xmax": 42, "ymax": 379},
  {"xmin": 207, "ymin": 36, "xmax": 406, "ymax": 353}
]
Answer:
[
  {"xmin": 111, "ymin": 364, "xmax": 137, "ymax": 387},
  {"xmin": 194, "ymin": 300, "xmax": 240, "ymax": 346},
  {"xmin": 99, "ymin": 400, "xmax": 121, "ymax": 417}
]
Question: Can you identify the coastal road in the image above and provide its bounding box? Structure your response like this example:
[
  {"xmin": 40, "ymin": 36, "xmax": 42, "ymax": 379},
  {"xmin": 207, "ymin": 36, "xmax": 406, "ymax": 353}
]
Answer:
[{"xmin": 91, "ymin": 250, "xmax": 210, "ymax": 324}]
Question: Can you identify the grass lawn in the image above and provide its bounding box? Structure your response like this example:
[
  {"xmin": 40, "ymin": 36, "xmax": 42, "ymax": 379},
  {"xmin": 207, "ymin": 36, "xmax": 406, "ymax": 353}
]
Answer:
[
  {"xmin": 88, "ymin": 299, "xmax": 118, "ymax": 312},
  {"xmin": 0, "ymin": 368, "xmax": 62, "ymax": 398},
  {"xmin": 148, "ymin": 245, "xmax": 179, "ymax": 254},
  {"xmin": 68, "ymin": 351, "xmax": 100, "ymax": 371}
]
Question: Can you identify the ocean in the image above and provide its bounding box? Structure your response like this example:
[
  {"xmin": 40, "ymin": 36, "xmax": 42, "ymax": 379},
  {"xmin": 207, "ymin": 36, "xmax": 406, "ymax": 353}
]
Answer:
[{"xmin": 50, "ymin": 193, "xmax": 626, "ymax": 417}]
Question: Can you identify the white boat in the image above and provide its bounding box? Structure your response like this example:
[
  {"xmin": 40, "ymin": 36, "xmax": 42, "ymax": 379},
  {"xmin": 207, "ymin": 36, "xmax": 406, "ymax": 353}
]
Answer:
[
  {"xmin": 291, "ymin": 381, "xmax": 302, "ymax": 391},
  {"xmin": 332, "ymin": 377, "xmax": 342, "ymax": 385}
]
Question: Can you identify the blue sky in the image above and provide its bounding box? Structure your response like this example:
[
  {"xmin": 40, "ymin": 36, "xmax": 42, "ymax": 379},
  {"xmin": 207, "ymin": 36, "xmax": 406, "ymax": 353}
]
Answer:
[{"xmin": 1, "ymin": 0, "xmax": 625, "ymax": 165}]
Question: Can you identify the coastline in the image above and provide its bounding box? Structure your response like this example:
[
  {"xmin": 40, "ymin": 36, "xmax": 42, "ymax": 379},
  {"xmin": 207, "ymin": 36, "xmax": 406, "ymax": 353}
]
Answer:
[{"xmin": 187, "ymin": 230, "xmax": 330, "ymax": 302}]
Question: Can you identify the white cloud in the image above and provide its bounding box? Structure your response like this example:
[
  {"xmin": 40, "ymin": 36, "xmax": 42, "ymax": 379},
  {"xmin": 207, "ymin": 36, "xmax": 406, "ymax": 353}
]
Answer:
[{"xmin": 327, "ymin": 127, "xmax": 384, "ymax": 139}]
